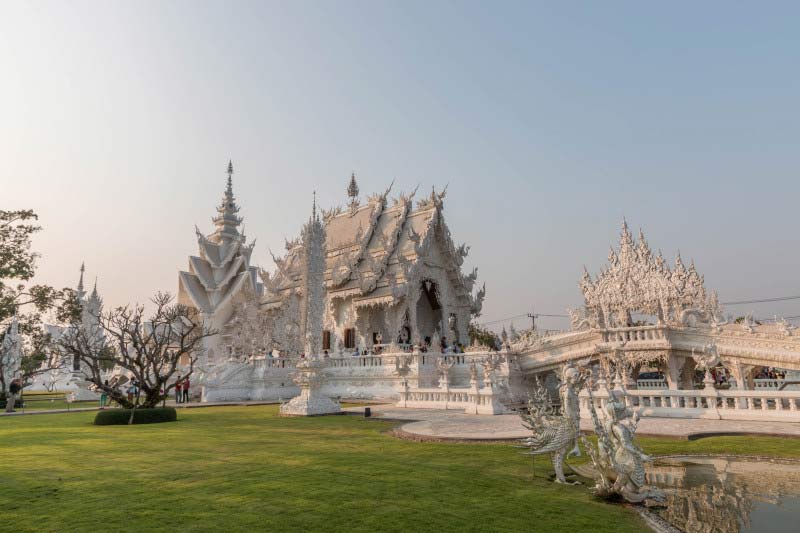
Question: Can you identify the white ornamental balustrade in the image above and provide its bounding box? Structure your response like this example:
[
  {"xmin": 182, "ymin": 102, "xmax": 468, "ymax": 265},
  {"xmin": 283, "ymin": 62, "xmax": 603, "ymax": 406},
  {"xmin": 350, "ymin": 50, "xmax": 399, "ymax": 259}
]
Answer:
[
  {"xmin": 601, "ymin": 325, "xmax": 668, "ymax": 344},
  {"xmin": 636, "ymin": 378, "xmax": 668, "ymax": 390},
  {"xmin": 397, "ymin": 386, "xmax": 507, "ymax": 415},
  {"xmin": 580, "ymin": 387, "xmax": 800, "ymax": 423},
  {"xmin": 753, "ymin": 378, "xmax": 785, "ymax": 389}
]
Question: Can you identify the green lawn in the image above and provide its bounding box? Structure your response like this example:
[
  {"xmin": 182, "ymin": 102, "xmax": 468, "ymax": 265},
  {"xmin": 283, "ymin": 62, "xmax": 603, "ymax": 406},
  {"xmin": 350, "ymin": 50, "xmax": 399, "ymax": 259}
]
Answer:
[
  {"xmin": 0, "ymin": 405, "xmax": 647, "ymax": 533},
  {"xmin": 638, "ymin": 434, "xmax": 800, "ymax": 458}
]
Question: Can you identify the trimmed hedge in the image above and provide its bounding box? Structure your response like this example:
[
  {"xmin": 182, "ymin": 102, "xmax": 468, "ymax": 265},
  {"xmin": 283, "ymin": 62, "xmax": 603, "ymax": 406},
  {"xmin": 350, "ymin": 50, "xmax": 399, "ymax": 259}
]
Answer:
[
  {"xmin": 94, "ymin": 407, "xmax": 177, "ymax": 425},
  {"xmin": 0, "ymin": 398, "xmax": 24, "ymax": 409}
]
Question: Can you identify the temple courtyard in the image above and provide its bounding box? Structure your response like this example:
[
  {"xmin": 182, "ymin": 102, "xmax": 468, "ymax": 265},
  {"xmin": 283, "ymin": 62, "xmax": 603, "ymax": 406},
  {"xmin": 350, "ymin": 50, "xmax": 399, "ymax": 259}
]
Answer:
[{"xmin": 1, "ymin": 406, "xmax": 799, "ymax": 532}]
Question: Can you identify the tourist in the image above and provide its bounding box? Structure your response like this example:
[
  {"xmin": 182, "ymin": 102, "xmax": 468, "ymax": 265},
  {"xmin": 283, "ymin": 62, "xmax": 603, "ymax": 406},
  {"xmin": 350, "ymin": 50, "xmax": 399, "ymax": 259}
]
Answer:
[
  {"xmin": 99, "ymin": 380, "xmax": 109, "ymax": 409},
  {"xmin": 126, "ymin": 383, "xmax": 135, "ymax": 403},
  {"xmin": 5, "ymin": 378, "xmax": 22, "ymax": 413},
  {"xmin": 175, "ymin": 375, "xmax": 183, "ymax": 404},
  {"xmin": 182, "ymin": 377, "xmax": 190, "ymax": 403}
]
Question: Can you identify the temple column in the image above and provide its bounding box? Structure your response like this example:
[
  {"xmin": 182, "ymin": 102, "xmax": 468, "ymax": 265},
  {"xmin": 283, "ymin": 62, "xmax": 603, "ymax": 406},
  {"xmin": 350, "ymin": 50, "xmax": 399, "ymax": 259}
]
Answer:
[
  {"xmin": 680, "ymin": 358, "xmax": 697, "ymax": 390},
  {"xmin": 408, "ymin": 289, "xmax": 420, "ymax": 345},
  {"xmin": 665, "ymin": 354, "xmax": 685, "ymax": 390}
]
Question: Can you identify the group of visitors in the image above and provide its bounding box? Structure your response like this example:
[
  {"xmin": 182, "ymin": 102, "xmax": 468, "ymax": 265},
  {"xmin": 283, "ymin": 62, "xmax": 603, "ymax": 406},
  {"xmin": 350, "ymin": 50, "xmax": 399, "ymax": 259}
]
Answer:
[
  {"xmin": 126, "ymin": 380, "xmax": 140, "ymax": 402},
  {"xmin": 174, "ymin": 375, "xmax": 191, "ymax": 403},
  {"xmin": 4, "ymin": 378, "xmax": 22, "ymax": 413},
  {"xmin": 756, "ymin": 368, "xmax": 786, "ymax": 380},
  {"xmin": 418, "ymin": 336, "xmax": 466, "ymax": 354}
]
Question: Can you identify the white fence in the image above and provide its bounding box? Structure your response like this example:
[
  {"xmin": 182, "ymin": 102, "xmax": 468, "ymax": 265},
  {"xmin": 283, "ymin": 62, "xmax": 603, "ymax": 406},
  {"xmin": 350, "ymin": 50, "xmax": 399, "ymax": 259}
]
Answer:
[
  {"xmin": 636, "ymin": 379, "xmax": 668, "ymax": 390},
  {"xmin": 753, "ymin": 378, "xmax": 785, "ymax": 389},
  {"xmin": 397, "ymin": 385, "xmax": 508, "ymax": 415},
  {"xmin": 580, "ymin": 387, "xmax": 800, "ymax": 422}
]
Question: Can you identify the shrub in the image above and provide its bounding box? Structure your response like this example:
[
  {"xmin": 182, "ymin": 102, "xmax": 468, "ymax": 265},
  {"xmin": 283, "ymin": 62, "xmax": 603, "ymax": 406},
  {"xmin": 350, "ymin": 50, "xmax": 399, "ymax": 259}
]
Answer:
[
  {"xmin": 94, "ymin": 407, "xmax": 177, "ymax": 425},
  {"xmin": 0, "ymin": 396, "xmax": 24, "ymax": 409}
]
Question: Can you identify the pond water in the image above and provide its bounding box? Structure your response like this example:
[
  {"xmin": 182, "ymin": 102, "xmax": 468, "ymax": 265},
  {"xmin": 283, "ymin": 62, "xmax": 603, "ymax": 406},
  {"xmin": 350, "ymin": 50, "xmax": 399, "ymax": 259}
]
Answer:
[{"xmin": 647, "ymin": 456, "xmax": 800, "ymax": 533}]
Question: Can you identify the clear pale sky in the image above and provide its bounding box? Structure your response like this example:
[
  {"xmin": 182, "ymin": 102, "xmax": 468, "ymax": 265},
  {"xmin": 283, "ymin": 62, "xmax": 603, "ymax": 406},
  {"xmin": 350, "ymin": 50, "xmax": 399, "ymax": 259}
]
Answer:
[{"xmin": 2, "ymin": 1, "xmax": 799, "ymax": 330}]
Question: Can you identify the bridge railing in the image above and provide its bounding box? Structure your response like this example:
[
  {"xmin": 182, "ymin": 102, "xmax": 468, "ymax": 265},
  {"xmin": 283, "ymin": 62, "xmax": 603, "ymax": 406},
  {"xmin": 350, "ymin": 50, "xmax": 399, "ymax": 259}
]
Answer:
[
  {"xmin": 753, "ymin": 378, "xmax": 785, "ymax": 389},
  {"xmin": 601, "ymin": 325, "xmax": 669, "ymax": 344},
  {"xmin": 580, "ymin": 387, "xmax": 800, "ymax": 422}
]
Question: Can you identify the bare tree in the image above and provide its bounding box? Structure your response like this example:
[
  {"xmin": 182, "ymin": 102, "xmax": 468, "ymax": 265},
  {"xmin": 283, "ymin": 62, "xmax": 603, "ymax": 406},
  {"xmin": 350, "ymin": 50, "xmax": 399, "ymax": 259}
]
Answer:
[{"xmin": 59, "ymin": 292, "xmax": 216, "ymax": 409}]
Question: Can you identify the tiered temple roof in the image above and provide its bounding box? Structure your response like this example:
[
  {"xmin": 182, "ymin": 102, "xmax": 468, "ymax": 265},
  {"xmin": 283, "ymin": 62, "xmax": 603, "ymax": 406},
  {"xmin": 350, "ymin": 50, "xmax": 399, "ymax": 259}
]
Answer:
[
  {"xmin": 262, "ymin": 178, "xmax": 478, "ymax": 312},
  {"xmin": 178, "ymin": 162, "xmax": 262, "ymax": 314}
]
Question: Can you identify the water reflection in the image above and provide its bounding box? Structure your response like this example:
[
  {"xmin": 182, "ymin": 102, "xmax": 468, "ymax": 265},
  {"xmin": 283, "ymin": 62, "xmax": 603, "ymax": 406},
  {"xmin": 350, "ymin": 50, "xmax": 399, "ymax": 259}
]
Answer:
[{"xmin": 647, "ymin": 457, "xmax": 800, "ymax": 533}]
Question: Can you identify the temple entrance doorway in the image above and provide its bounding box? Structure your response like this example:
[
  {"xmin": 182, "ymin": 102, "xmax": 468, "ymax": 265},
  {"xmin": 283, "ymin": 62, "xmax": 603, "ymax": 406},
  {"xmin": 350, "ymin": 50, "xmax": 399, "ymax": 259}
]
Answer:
[{"xmin": 416, "ymin": 279, "xmax": 442, "ymax": 344}]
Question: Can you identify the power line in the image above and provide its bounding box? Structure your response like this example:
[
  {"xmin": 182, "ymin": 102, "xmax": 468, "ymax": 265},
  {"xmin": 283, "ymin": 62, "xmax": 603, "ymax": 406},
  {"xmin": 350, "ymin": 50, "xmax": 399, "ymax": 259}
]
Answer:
[
  {"xmin": 478, "ymin": 293, "xmax": 800, "ymax": 328},
  {"xmin": 722, "ymin": 295, "xmax": 800, "ymax": 306},
  {"xmin": 479, "ymin": 312, "xmax": 568, "ymax": 327},
  {"xmin": 478, "ymin": 313, "xmax": 529, "ymax": 327}
]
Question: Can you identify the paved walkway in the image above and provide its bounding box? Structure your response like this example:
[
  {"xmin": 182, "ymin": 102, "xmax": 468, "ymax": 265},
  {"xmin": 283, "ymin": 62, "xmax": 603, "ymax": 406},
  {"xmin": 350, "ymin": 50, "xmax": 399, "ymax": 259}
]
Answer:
[
  {"xmin": 7, "ymin": 401, "xmax": 800, "ymax": 440},
  {"xmin": 0, "ymin": 400, "xmax": 280, "ymax": 417},
  {"xmin": 344, "ymin": 404, "xmax": 800, "ymax": 441}
]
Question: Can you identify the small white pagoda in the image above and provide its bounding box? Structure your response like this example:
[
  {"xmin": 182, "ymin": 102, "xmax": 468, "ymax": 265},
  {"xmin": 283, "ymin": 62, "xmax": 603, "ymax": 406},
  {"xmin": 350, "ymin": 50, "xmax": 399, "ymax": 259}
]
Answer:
[{"xmin": 280, "ymin": 195, "xmax": 341, "ymax": 416}]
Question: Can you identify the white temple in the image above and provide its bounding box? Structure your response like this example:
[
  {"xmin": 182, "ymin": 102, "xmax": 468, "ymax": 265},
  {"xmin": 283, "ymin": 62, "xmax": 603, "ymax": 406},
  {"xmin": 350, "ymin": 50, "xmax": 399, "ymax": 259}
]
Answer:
[
  {"xmin": 177, "ymin": 164, "xmax": 487, "ymax": 403},
  {"xmin": 172, "ymin": 164, "xmax": 500, "ymax": 406},
  {"xmin": 174, "ymin": 166, "xmax": 800, "ymax": 421},
  {"xmin": 26, "ymin": 263, "xmax": 105, "ymax": 399}
]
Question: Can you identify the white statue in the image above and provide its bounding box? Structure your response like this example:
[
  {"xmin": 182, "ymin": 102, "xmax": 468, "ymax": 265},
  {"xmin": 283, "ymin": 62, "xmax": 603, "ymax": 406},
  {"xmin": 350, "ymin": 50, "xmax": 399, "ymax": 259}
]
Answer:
[
  {"xmin": 691, "ymin": 342, "xmax": 720, "ymax": 388},
  {"xmin": 0, "ymin": 315, "xmax": 23, "ymax": 383},
  {"xmin": 435, "ymin": 356, "xmax": 454, "ymax": 388},
  {"xmin": 517, "ymin": 366, "xmax": 588, "ymax": 484},
  {"xmin": 776, "ymin": 316, "xmax": 796, "ymax": 337},
  {"xmin": 583, "ymin": 383, "xmax": 664, "ymax": 504}
]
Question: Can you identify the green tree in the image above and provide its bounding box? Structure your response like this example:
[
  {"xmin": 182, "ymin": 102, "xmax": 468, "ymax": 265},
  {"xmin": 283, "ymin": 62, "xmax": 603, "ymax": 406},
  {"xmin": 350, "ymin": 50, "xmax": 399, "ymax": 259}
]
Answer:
[
  {"xmin": 0, "ymin": 209, "xmax": 80, "ymax": 393},
  {"xmin": 468, "ymin": 321, "xmax": 499, "ymax": 350}
]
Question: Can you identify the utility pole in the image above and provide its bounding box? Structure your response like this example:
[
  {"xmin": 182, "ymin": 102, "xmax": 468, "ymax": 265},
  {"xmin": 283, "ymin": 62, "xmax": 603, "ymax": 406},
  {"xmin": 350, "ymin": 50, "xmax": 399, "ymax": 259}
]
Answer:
[{"xmin": 527, "ymin": 309, "xmax": 536, "ymax": 331}]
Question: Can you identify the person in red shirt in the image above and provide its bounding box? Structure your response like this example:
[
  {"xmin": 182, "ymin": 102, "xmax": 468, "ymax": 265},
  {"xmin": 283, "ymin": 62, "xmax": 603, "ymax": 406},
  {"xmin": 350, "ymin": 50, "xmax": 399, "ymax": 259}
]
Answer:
[
  {"xmin": 182, "ymin": 377, "xmax": 190, "ymax": 403},
  {"xmin": 175, "ymin": 375, "xmax": 182, "ymax": 404}
]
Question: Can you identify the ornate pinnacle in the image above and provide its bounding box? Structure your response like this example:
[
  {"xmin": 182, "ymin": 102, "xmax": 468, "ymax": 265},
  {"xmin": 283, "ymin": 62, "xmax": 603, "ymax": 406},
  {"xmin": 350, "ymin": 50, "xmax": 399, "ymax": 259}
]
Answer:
[
  {"xmin": 77, "ymin": 262, "xmax": 85, "ymax": 293},
  {"xmin": 347, "ymin": 172, "xmax": 359, "ymax": 200},
  {"xmin": 312, "ymin": 190, "xmax": 317, "ymax": 221}
]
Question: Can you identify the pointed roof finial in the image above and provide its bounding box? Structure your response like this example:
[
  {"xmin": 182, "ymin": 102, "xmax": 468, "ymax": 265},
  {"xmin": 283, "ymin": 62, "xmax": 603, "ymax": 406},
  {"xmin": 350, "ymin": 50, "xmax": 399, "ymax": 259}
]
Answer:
[
  {"xmin": 77, "ymin": 262, "xmax": 85, "ymax": 293},
  {"xmin": 347, "ymin": 172, "xmax": 359, "ymax": 200},
  {"xmin": 226, "ymin": 160, "xmax": 234, "ymax": 193}
]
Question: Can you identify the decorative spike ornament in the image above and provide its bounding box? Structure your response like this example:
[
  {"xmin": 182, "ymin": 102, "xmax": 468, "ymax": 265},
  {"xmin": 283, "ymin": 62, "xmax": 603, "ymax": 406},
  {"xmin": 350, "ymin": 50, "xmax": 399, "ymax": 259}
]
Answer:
[{"xmin": 347, "ymin": 172, "xmax": 360, "ymax": 210}]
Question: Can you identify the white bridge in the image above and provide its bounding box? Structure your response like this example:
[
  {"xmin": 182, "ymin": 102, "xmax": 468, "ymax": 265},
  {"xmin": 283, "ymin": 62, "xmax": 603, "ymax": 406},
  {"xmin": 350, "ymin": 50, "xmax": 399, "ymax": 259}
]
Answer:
[{"xmin": 511, "ymin": 321, "xmax": 800, "ymax": 422}]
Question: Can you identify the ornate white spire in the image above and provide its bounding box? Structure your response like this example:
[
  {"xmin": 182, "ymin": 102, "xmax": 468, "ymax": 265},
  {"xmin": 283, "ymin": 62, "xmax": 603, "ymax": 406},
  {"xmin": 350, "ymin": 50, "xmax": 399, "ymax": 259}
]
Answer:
[
  {"xmin": 581, "ymin": 221, "xmax": 712, "ymax": 327},
  {"xmin": 301, "ymin": 193, "xmax": 327, "ymax": 357},
  {"xmin": 76, "ymin": 262, "xmax": 86, "ymax": 299},
  {"xmin": 212, "ymin": 160, "xmax": 243, "ymax": 242}
]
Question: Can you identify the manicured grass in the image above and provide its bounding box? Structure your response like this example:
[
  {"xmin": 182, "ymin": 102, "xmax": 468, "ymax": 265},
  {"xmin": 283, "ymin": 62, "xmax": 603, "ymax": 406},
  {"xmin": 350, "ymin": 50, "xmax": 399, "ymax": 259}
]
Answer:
[
  {"xmin": 11, "ymin": 391, "xmax": 99, "ymax": 412},
  {"xmin": 0, "ymin": 406, "xmax": 647, "ymax": 533},
  {"xmin": 639, "ymin": 434, "xmax": 800, "ymax": 459}
]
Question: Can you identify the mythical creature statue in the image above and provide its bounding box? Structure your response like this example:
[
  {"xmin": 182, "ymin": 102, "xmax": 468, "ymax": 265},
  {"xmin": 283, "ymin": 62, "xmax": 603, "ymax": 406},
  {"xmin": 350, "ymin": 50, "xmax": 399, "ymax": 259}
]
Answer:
[
  {"xmin": 583, "ymin": 383, "xmax": 664, "ymax": 504},
  {"xmin": 394, "ymin": 354, "xmax": 413, "ymax": 389},
  {"xmin": 691, "ymin": 342, "xmax": 720, "ymax": 387},
  {"xmin": 776, "ymin": 316, "xmax": 797, "ymax": 337},
  {"xmin": 435, "ymin": 355, "xmax": 455, "ymax": 388},
  {"xmin": 517, "ymin": 366, "xmax": 588, "ymax": 484},
  {"xmin": 568, "ymin": 307, "xmax": 596, "ymax": 331}
]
